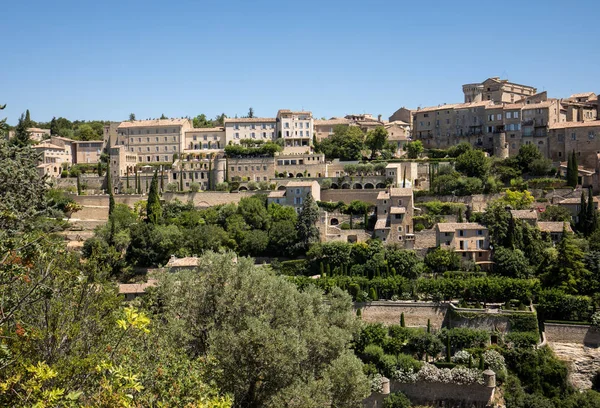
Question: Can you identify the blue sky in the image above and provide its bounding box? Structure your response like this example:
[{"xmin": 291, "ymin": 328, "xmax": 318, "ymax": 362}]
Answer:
[{"xmin": 2, "ymin": 0, "xmax": 599, "ymax": 125}]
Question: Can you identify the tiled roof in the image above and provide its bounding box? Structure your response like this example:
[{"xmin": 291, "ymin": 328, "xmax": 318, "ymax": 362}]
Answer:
[
  {"xmin": 314, "ymin": 118, "xmax": 352, "ymax": 126},
  {"xmin": 415, "ymin": 103, "xmax": 462, "ymax": 113},
  {"xmin": 28, "ymin": 127, "xmax": 50, "ymax": 132},
  {"xmin": 166, "ymin": 256, "xmax": 199, "ymax": 267},
  {"xmin": 268, "ymin": 190, "xmax": 286, "ymax": 198},
  {"xmin": 118, "ymin": 118, "xmax": 189, "ymax": 129},
  {"xmin": 386, "ymin": 120, "xmax": 410, "ymax": 127},
  {"xmin": 186, "ymin": 127, "xmax": 225, "ymax": 133},
  {"xmin": 569, "ymin": 92, "xmax": 595, "ymax": 99},
  {"xmin": 277, "ymin": 109, "xmax": 312, "ymax": 116},
  {"xmin": 33, "ymin": 142, "xmax": 64, "ymax": 150},
  {"xmin": 119, "ymin": 279, "xmax": 157, "ymax": 294},
  {"xmin": 374, "ymin": 218, "xmax": 389, "ymax": 230},
  {"xmin": 389, "ymin": 187, "xmax": 413, "ymax": 197},
  {"xmin": 377, "ymin": 191, "xmax": 390, "ymax": 200},
  {"xmin": 390, "ymin": 207, "xmax": 406, "ymax": 214},
  {"xmin": 538, "ymin": 222, "xmax": 572, "ymax": 233},
  {"xmin": 224, "ymin": 117, "xmax": 276, "ymax": 124},
  {"xmin": 548, "ymin": 120, "xmax": 600, "ymax": 130},
  {"xmin": 558, "ymin": 196, "xmax": 600, "ymax": 204},
  {"xmin": 510, "ymin": 209, "xmax": 538, "ymax": 220},
  {"xmin": 436, "ymin": 222, "xmax": 486, "ymax": 233},
  {"xmin": 521, "ymin": 100, "xmax": 557, "ymax": 110}
]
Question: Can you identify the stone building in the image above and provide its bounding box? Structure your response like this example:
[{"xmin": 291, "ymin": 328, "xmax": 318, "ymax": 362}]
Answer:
[
  {"xmin": 435, "ymin": 222, "xmax": 491, "ymax": 264},
  {"xmin": 117, "ymin": 118, "xmax": 192, "ymax": 164},
  {"xmin": 227, "ymin": 156, "xmax": 275, "ymax": 183},
  {"xmin": 373, "ymin": 187, "xmax": 415, "ymax": 247},
  {"xmin": 313, "ymin": 118, "xmax": 352, "ymax": 141},
  {"xmin": 267, "ymin": 180, "xmax": 320, "ymax": 213},
  {"xmin": 276, "ymin": 109, "xmax": 314, "ymax": 153},
  {"xmin": 224, "ymin": 117, "xmax": 276, "ymax": 145},
  {"xmin": 462, "ymin": 77, "xmax": 537, "ymax": 103},
  {"xmin": 275, "ymin": 152, "xmax": 326, "ymax": 178},
  {"xmin": 548, "ymin": 120, "xmax": 600, "ymax": 167},
  {"xmin": 185, "ymin": 127, "xmax": 226, "ymax": 151},
  {"xmin": 388, "ymin": 107, "xmax": 414, "ymax": 125}
]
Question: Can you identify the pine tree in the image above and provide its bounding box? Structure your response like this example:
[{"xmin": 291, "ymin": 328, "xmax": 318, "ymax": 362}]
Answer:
[
  {"xmin": 12, "ymin": 113, "xmax": 31, "ymax": 147},
  {"xmin": 146, "ymin": 170, "xmax": 162, "ymax": 224},
  {"xmin": 545, "ymin": 225, "xmax": 589, "ymax": 294}
]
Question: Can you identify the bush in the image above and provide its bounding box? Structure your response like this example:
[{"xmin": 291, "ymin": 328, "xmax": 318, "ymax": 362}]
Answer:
[
  {"xmin": 363, "ymin": 344, "xmax": 385, "ymax": 365},
  {"xmin": 215, "ymin": 182, "xmax": 229, "ymax": 191},
  {"xmin": 247, "ymin": 181, "xmax": 258, "ymax": 191},
  {"xmin": 166, "ymin": 182, "xmax": 178, "ymax": 192},
  {"xmin": 414, "ymin": 223, "xmax": 425, "ymax": 232},
  {"xmin": 505, "ymin": 332, "xmax": 539, "ymax": 348},
  {"xmin": 591, "ymin": 311, "xmax": 600, "ymax": 328},
  {"xmin": 189, "ymin": 182, "xmax": 200, "ymax": 192},
  {"xmin": 437, "ymin": 328, "xmax": 489, "ymax": 351},
  {"xmin": 383, "ymin": 392, "xmax": 411, "ymax": 408},
  {"xmin": 537, "ymin": 289, "xmax": 593, "ymax": 322}
]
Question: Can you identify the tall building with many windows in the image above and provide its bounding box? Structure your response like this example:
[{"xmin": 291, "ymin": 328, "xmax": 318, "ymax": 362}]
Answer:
[
  {"xmin": 224, "ymin": 117, "xmax": 276, "ymax": 145},
  {"xmin": 276, "ymin": 109, "xmax": 313, "ymax": 152}
]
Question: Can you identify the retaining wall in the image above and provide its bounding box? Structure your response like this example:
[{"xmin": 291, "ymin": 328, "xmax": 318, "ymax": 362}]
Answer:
[
  {"xmin": 545, "ymin": 323, "xmax": 600, "ymax": 346},
  {"xmin": 364, "ymin": 381, "xmax": 494, "ymax": 408},
  {"xmin": 355, "ymin": 301, "xmax": 448, "ymax": 328},
  {"xmin": 321, "ymin": 190, "xmax": 382, "ymax": 205}
]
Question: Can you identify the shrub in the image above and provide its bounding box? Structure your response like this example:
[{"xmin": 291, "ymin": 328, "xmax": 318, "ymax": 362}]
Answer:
[
  {"xmin": 414, "ymin": 223, "xmax": 425, "ymax": 232},
  {"xmin": 189, "ymin": 182, "xmax": 200, "ymax": 192},
  {"xmin": 396, "ymin": 354, "xmax": 423, "ymax": 373},
  {"xmin": 483, "ymin": 349, "xmax": 506, "ymax": 373},
  {"xmin": 505, "ymin": 332, "xmax": 539, "ymax": 348},
  {"xmin": 215, "ymin": 182, "xmax": 229, "ymax": 191},
  {"xmin": 452, "ymin": 350, "xmax": 471, "ymax": 364},
  {"xmin": 437, "ymin": 328, "xmax": 489, "ymax": 351},
  {"xmin": 383, "ymin": 392, "xmax": 411, "ymax": 408},
  {"xmin": 370, "ymin": 373, "xmax": 384, "ymax": 393},
  {"xmin": 363, "ymin": 344, "xmax": 385, "ymax": 365},
  {"xmin": 379, "ymin": 354, "xmax": 399, "ymax": 377},
  {"xmin": 166, "ymin": 182, "xmax": 178, "ymax": 192},
  {"xmin": 247, "ymin": 181, "xmax": 258, "ymax": 191},
  {"xmin": 591, "ymin": 311, "xmax": 600, "ymax": 328}
]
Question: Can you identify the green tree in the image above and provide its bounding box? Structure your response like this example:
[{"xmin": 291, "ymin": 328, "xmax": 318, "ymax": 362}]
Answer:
[
  {"xmin": 314, "ymin": 125, "xmax": 365, "ymax": 160},
  {"xmin": 424, "ymin": 247, "xmax": 460, "ymax": 273},
  {"xmin": 146, "ymin": 170, "xmax": 162, "ymax": 224},
  {"xmin": 455, "ymin": 149, "xmax": 490, "ymax": 179},
  {"xmin": 11, "ymin": 113, "xmax": 31, "ymax": 147},
  {"xmin": 296, "ymin": 192, "xmax": 320, "ymax": 251},
  {"xmin": 539, "ymin": 205, "xmax": 572, "ymax": 222},
  {"xmin": 153, "ymin": 252, "xmax": 370, "ymax": 407},
  {"xmin": 493, "ymin": 247, "xmax": 532, "ymax": 278},
  {"xmin": 515, "ymin": 144, "xmax": 543, "ymax": 172},
  {"xmin": 383, "ymin": 392, "xmax": 411, "ymax": 408},
  {"xmin": 0, "ymin": 140, "xmax": 48, "ymax": 233},
  {"xmin": 129, "ymin": 113, "xmax": 136, "ymax": 121},
  {"xmin": 405, "ymin": 140, "xmax": 424, "ymax": 159},
  {"xmin": 543, "ymin": 225, "xmax": 589, "ymax": 294},
  {"xmin": 365, "ymin": 126, "xmax": 389, "ymax": 159},
  {"xmin": 193, "ymin": 113, "xmax": 213, "ymax": 128},
  {"xmin": 247, "ymin": 107, "xmax": 254, "ymax": 118},
  {"xmin": 567, "ymin": 150, "xmax": 578, "ymax": 188}
]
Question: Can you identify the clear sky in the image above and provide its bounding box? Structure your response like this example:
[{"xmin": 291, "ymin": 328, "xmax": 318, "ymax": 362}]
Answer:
[{"xmin": 2, "ymin": 0, "xmax": 599, "ymax": 125}]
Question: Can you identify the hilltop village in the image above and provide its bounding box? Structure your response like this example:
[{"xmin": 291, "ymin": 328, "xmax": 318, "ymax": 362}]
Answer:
[{"xmin": 3, "ymin": 78, "xmax": 600, "ymax": 408}]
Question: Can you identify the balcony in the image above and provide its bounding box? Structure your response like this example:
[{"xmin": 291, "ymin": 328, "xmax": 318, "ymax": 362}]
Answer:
[
  {"xmin": 493, "ymin": 125, "xmax": 505, "ymax": 134},
  {"xmin": 522, "ymin": 119, "xmax": 534, "ymax": 126}
]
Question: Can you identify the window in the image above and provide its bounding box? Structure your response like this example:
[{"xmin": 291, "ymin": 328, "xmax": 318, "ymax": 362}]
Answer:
[
  {"xmin": 477, "ymin": 230, "xmax": 483, "ymax": 236},
  {"xmin": 572, "ymin": 133, "xmax": 577, "ymax": 140},
  {"xmin": 496, "ymin": 114, "xmax": 502, "ymax": 120},
  {"xmin": 235, "ymin": 132, "xmax": 239, "ymax": 139},
  {"xmin": 458, "ymin": 230, "xmax": 464, "ymax": 237},
  {"xmin": 506, "ymin": 112, "xmax": 512, "ymax": 119},
  {"xmin": 251, "ymin": 124, "xmax": 255, "ymax": 130},
  {"xmin": 294, "ymin": 197, "xmax": 303, "ymax": 205},
  {"xmin": 514, "ymin": 111, "xmax": 519, "ymax": 119}
]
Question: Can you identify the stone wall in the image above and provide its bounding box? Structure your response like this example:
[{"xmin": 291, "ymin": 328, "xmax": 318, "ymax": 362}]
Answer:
[
  {"xmin": 355, "ymin": 301, "xmax": 448, "ymax": 329},
  {"xmin": 163, "ymin": 191, "xmax": 262, "ymax": 207},
  {"xmin": 321, "ymin": 189, "xmax": 382, "ymax": 205},
  {"xmin": 364, "ymin": 381, "xmax": 494, "ymax": 408},
  {"xmin": 545, "ymin": 323, "xmax": 600, "ymax": 346},
  {"xmin": 415, "ymin": 194, "xmax": 503, "ymax": 212}
]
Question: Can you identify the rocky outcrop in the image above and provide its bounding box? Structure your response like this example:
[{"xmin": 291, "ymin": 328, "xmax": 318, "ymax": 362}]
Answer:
[{"xmin": 549, "ymin": 342, "xmax": 600, "ymax": 389}]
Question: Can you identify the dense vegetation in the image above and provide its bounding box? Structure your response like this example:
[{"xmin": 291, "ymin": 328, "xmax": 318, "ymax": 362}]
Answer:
[{"xmin": 314, "ymin": 125, "xmax": 397, "ymax": 160}]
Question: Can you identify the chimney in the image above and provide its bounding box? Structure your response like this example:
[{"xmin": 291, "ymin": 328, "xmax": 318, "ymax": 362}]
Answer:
[{"xmin": 378, "ymin": 114, "xmax": 382, "ymax": 122}]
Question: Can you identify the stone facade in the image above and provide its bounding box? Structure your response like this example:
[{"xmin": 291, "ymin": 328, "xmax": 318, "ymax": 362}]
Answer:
[
  {"xmin": 545, "ymin": 323, "xmax": 600, "ymax": 346},
  {"xmin": 436, "ymin": 222, "xmax": 491, "ymax": 264},
  {"xmin": 373, "ymin": 187, "xmax": 415, "ymax": 247}
]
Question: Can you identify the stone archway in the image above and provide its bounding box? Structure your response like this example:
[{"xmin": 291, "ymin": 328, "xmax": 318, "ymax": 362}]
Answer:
[
  {"xmin": 296, "ymin": 173, "xmax": 304, "ymax": 178},
  {"xmin": 278, "ymin": 173, "xmax": 285, "ymax": 178},
  {"xmin": 353, "ymin": 183, "xmax": 363, "ymax": 189},
  {"xmin": 238, "ymin": 186, "xmax": 248, "ymax": 191},
  {"xmin": 376, "ymin": 183, "xmax": 386, "ymax": 189},
  {"xmin": 288, "ymin": 173, "xmax": 294, "ymax": 178},
  {"xmin": 330, "ymin": 218, "xmax": 339, "ymax": 226},
  {"xmin": 331, "ymin": 183, "xmax": 339, "ymax": 189},
  {"xmin": 277, "ymin": 185, "xmax": 286, "ymax": 191},
  {"xmin": 364, "ymin": 183, "xmax": 374, "ymax": 189},
  {"xmin": 341, "ymin": 183, "xmax": 351, "ymax": 189}
]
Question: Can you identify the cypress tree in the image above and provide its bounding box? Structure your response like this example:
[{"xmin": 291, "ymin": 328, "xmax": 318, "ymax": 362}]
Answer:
[
  {"xmin": 427, "ymin": 319, "xmax": 431, "ymax": 333},
  {"xmin": 25, "ymin": 109, "xmax": 31, "ymax": 125},
  {"xmin": 577, "ymin": 191, "xmax": 586, "ymax": 233},
  {"xmin": 468, "ymin": 355, "xmax": 473, "ymax": 369},
  {"xmin": 107, "ymin": 164, "xmax": 114, "ymax": 217},
  {"xmin": 478, "ymin": 355, "xmax": 485, "ymax": 370},
  {"xmin": 369, "ymin": 287, "xmax": 378, "ymax": 301},
  {"xmin": 179, "ymin": 168, "xmax": 184, "ymax": 191},
  {"xmin": 326, "ymin": 264, "xmax": 331, "ymax": 276},
  {"xmin": 320, "ymin": 262, "xmax": 324, "ymax": 275},
  {"xmin": 457, "ymin": 208, "xmax": 463, "ymax": 223},
  {"xmin": 146, "ymin": 170, "xmax": 162, "ymax": 224},
  {"xmin": 76, "ymin": 174, "xmax": 82, "ymax": 195},
  {"xmin": 356, "ymin": 308, "xmax": 362, "ymax": 318},
  {"xmin": 137, "ymin": 172, "xmax": 141, "ymax": 194},
  {"xmin": 400, "ymin": 313, "xmax": 405, "ymax": 327},
  {"xmin": 126, "ymin": 173, "xmax": 130, "ymax": 190},
  {"xmin": 587, "ymin": 187, "xmax": 598, "ymax": 234},
  {"xmin": 402, "ymin": 166, "xmax": 407, "ymax": 188},
  {"xmin": 567, "ymin": 150, "xmax": 578, "ymax": 188}
]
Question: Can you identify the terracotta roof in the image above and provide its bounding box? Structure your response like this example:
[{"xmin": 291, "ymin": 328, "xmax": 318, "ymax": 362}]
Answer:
[
  {"xmin": 224, "ymin": 117, "xmax": 276, "ymax": 124},
  {"xmin": 510, "ymin": 209, "xmax": 538, "ymax": 220},
  {"xmin": 166, "ymin": 256, "xmax": 199, "ymax": 267},
  {"xmin": 377, "ymin": 191, "xmax": 390, "ymax": 200},
  {"xmin": 436, "ymin": 222, "xmax": 487, "ymax": 233},
  {"xmin": 374, "ymin": 218, "xmax": 389, "ymax": 230},
  {"xmin": 385, "ymin": 120, "xmax": 410, "ymax": 127},
  {"xmin": 118, "ymin": 118, "xmax": 190, "ymax": 129},
  {"xmin": 314, "ymin": 118, "xmax": 352, "ymax": 126},
  {"xmin": 389, "ymin": 187, "xmax": 413, "ymax": 197},
  {"xmin": 521, "ymin": 100, "xmax": 557, "ymax": 110},
  {"xmin": 549, "ymin": 120, "xmax": 600, "ymax": 130},
  {"xmin": 538, "ymin": 222, "xmax": 573, "ymax": 233},
  {"xmin": 558, "ymin": 196, "xmax": 600, "ymax": 204},
  {"xmin": 119, "ymin": 279, "xmax": 157, "ymax": 295},
  {"xmin": 28, "ymin": 127, "xmax": 50, "ymax": 132},
  {"xmin": 390, "ymin": 207, "xmax": 406, "ymax": 214},
  {"xmin": 33, "ymin": 142, "xmax": 64, "ymax": 150},
  {"xmin": 277, "ymin": 109, "xmax": 312, "ymax": 116},
  {"xmin": 415, "ymin": 103, "xmax": 462, "ymax": 113},
  {"xmin": 268, "ymin": 190, "xmax": 286, "ymax": 198},
  {"xmin": 569, "ymin": 92, "xmax": 595, "ymax": 99},
  {"xmin": 186, "ymin": 127, "xmax": 225, "ymax": 133}
]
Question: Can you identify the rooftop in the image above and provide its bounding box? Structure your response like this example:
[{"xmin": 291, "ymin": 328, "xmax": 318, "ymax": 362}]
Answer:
[
  {"xmin": 277, "ymin": 109, "xmax": 312, "ymax": 116},
  {"xmin": 166, "ymin": 256, "xmax": 199, "ymax": 268},
  {"xmin": 224, "ymin": 117, "xmax": 276, "ymax": 124},
  {"xmin": 374, "ymin": 218, "xmax": 389, "ymax": 230},
  {"xmin": 185, "ymin": 127, "xmax": 225, "ymax": 133},
  {"xmin": 314, "ymin": 118, "xmax": 352, "ymax": 126},
  {"xmin": 268, "ymin": 190, "xmax": 286, "ymax": 198},
  {"xmin": 537, "ymin": 221, "xmax": 573, "ymax": 233},
  {"xmin": 118, "ymin": 118, "xmax": 190, "ymax": 129},
  {"xmin": 510, "ymin": 209, "xmax": 538, "ymax": 220},
  {"xmin": 390, "ymin": 207, "xmax": 406, "ymax": 214},
  {"xmin": 286, "ymin": 181, "xmax": 318, "ymax": 187},
  {"xmin": 118, "ymin": 279, "xmax": 158, "ymax": 295},
  {"xmin": 549, "ymin": 120, "xmax": 600, "ymax": 130},
  {"xmin": 436, "ymin": 222, "xmax": 487, "ymax": 233},
  {"xmin": 389, "ymin": 187, "xmax": 413, "ymax": 197},
  {"xmin": 33, "ymin": 142, "xmax": 64, "ymax": 150}
]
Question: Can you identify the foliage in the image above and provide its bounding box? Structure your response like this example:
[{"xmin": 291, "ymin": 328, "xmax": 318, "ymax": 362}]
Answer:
[
  {"xmin": 455, "ymin": 149, "xmax": 490, "ymax": 179},
  {"xmin": 539, "ymin": 205, "xmax": 572, "ymax": 222},
  {"xmin": 366, "ymin": 126, "xmax": 390, "ymax": 159},
  {"xmin": 493, "ymin": 247, "xmax": 533, "ymax": 278},
  {"xmin": 314, "ymin": 125, "xmax": 365, "ymax": 160},
  {"xmin": 150, "ymin": 252, "xmax": 370, "ymax": 407},
  {"xmin": 536, "ymin": 289, "xmax": 593, "ymax": 322},
  {"xmin": 224, "ymin": 141, "xmax": 282, "ymax": 157},
  {"xmin": 405, "ymin": 141, "xmax": 424, "ymax": 159},
  {"xmin": 383, "ymin": 392, "xmax": 411, "ymax": 408},
  {"xmin": 566, "ymin": 150, "xmax": 578, "ymax": 188},
  {"xmin": 296, "ymin": 192, "xmax": 320, "ymax": 252},
  {"xmin": 424, "ymin": 248, "xmax": 460, "ymax": 273}
]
